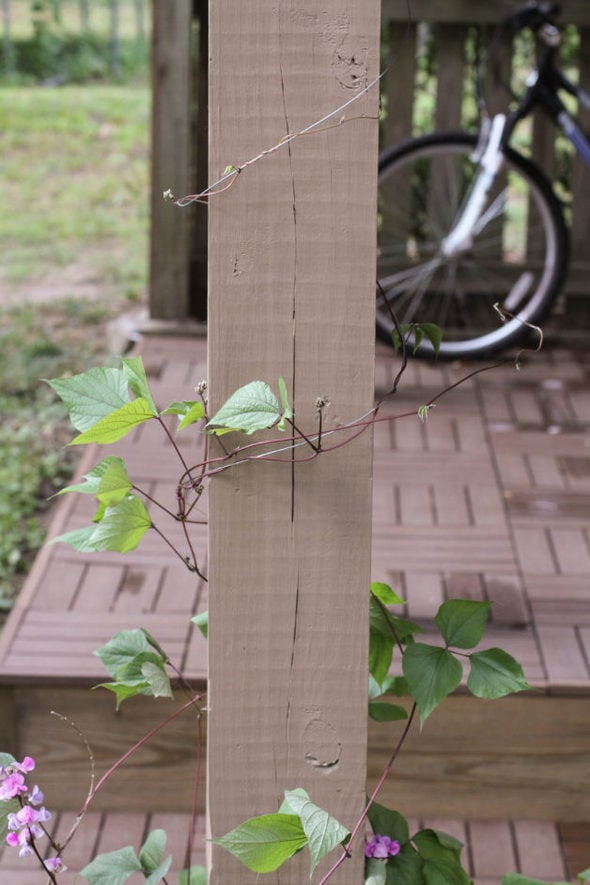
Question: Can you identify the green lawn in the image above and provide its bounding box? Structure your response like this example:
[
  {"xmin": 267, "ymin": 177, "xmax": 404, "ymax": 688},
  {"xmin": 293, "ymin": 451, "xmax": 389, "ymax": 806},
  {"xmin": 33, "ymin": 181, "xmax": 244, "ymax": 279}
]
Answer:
[
  {"xmin": 0, "ymin": 82, "xmax": 150, "ymax": 609},
  {"xmin": 0, "ymin": 84, "xmax": 149, "ymax": 299}
]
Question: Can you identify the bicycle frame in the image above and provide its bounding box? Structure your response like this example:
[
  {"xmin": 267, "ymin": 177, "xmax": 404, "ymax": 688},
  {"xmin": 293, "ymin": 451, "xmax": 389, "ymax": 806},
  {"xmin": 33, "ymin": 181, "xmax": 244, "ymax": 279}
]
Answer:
[{"xmin": 442, "ymin": 15, "xmax": 590, "ymax": 259}]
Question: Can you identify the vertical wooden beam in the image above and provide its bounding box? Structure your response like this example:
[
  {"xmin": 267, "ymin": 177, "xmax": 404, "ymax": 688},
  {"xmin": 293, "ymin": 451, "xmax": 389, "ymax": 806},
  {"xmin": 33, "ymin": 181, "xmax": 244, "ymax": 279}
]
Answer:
[
  {"xmin": 207, "ymin": 1, "xmax": 380, "ymax": 881},
  {"xmin": 382, "ymin": 20, "xmax": 417, "ymax": 147},
  {"xmin": 149, "ymin": 0, "xmax": 192, "ymax": 321},
  {"xmin": 434, "ymin": 24, "xmax": 468, "ymax": 131}
]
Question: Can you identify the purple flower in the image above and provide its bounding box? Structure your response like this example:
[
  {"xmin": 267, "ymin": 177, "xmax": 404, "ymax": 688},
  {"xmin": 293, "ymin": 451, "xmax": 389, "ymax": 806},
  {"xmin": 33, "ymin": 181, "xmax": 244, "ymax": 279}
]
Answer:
[
  {"xmin": 0, "ymin": 771, "xmax": 27, "ymax": 800},
  {"xmin": 365, "ymin": 833, "xmax": 401, "ymax": 859},
  {"xmin": 44, "ymin": 857, "xmax": 67, "ymax": 874}
]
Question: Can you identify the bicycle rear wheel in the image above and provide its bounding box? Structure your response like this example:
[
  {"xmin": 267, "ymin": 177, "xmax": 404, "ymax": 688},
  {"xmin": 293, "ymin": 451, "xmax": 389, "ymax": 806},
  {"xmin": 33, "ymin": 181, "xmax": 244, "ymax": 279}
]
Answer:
[{"xmin": 377, "ymin": 131, "xmax": 568, "ymax": 358}]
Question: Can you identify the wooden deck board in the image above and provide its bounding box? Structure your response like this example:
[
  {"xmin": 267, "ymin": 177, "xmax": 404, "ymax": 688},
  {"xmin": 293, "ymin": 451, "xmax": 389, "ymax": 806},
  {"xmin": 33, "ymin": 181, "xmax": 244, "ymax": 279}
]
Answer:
[{"xmin": 0, "ymin": 810, "xmax": 583, "ymax": 883}]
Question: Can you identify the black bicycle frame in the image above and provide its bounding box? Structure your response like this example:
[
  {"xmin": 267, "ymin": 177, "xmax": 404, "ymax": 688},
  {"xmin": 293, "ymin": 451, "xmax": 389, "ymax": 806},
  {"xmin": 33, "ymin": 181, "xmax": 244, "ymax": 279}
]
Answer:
[{"xmin": 503, "ymin": 39, "xmax": 590, "ymax": 167}]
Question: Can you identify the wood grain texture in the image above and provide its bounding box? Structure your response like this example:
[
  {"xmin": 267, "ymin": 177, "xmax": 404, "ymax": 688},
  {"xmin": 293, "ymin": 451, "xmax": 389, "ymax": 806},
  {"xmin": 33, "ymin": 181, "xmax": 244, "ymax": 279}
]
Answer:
[{"xmin": 207, "ymin": 2, "xmax": 380, "ymax": 880}]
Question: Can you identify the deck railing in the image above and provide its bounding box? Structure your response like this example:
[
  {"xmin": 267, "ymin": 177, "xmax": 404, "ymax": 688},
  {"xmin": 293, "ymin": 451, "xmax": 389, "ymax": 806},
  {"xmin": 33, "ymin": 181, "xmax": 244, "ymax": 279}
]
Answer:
[
  {"xmin": 150, "ymin": 0, "xmax": 590, "ymax": 323},
  {"xmin": 381, "ymin": 0, "xmax": 590, "ymax": 310}
]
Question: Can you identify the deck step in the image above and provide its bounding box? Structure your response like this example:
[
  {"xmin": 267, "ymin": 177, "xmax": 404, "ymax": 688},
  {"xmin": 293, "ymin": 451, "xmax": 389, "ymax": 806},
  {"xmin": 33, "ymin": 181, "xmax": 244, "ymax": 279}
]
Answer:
[
  {"xmin": 1, "ymin": 337, "xmax": 589, "ymax": 821},
  {"xmin": 0, "ymin": 811, "xmax": 585, "ymax": 884}
]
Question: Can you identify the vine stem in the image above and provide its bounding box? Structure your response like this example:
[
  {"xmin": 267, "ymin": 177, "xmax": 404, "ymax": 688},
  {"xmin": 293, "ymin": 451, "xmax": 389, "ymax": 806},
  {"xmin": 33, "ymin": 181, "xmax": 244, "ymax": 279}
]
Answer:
[
  {"xmin": 317, "ymin": 703, "xmax": 417, "ymax": 885},
  {"xmin": 62, "ymin": 695, "xmax": 203, "ymax": 851}
]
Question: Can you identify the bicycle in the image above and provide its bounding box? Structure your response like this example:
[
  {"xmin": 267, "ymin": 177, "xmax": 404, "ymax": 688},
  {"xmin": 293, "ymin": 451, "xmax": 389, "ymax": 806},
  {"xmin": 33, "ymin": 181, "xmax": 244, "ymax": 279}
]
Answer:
[{"xmin": 376, "ymin": 1, "xmax": 590, "ymax": 359}]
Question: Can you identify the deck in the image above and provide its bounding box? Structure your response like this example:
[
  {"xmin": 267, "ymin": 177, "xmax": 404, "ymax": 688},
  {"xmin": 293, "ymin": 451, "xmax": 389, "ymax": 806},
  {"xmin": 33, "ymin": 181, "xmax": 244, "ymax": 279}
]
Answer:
[{"xmin": 0, "ymin": 333, "xmax": 589, "ymax": 880}]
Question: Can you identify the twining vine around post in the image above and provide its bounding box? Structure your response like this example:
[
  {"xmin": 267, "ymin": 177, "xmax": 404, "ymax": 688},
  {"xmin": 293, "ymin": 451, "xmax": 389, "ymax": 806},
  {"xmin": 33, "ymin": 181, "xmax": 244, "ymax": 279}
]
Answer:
[{"xmin": 0, "ymin": 340, "xmax": 571, "ymax": 885}]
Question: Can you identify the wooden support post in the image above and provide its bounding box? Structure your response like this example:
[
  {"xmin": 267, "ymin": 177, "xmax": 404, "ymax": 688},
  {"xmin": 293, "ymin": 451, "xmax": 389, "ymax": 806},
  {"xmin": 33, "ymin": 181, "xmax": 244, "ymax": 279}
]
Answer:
[
  {"xmin": 149, "ymin": 0, "xmax": 192, "ymax": 322},
  {"xmin": 207, "ymin": 1, "xmax": 380, "ymax": 881}
]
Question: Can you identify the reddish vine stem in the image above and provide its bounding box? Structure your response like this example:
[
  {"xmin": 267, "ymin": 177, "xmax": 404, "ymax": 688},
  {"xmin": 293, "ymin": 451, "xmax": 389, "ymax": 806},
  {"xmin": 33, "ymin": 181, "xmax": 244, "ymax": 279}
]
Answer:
[{"xmin": 317, "ymin": 703, "xmax": 418, "ymax": 885}]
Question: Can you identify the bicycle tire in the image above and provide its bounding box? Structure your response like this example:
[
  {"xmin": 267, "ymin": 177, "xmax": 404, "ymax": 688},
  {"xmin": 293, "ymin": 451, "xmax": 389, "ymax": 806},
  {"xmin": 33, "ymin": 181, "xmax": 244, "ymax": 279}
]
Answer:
[{"xmin": 376, "ymin": 131, "xmax": 569, "ymax": 358}]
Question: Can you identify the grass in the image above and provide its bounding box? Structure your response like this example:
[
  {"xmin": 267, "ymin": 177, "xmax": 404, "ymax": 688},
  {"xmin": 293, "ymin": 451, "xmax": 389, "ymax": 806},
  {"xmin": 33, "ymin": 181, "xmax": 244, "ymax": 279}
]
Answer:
[
  {"xmin": 0, "ymin": 84, "xmax": 149, "ymax": 296},
  {"xmin": 0, "ymin": 81, "xmax": 150, "ymax": 610}
]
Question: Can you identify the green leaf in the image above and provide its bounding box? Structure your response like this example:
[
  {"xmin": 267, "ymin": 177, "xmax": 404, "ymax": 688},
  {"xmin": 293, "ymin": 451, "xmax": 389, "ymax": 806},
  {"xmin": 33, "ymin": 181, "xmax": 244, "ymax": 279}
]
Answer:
[
  {"xmin": 579, "ymin": 870, "xmax": 590, "ymax": 883},
  {"xmin": 95, "ymin": 681, "xmax": 153, "ymax": 709},
  {"xmin": 96, "ymin": 459, "xmax": 132, "ymax": 507},
  {"xmin": 502, "ymin": 875, "xmax": 571, "ymax": 885},
  {"xmin": 95, "ymin": 629, "xmax": 153, "ymax": 678},
  {"xmin": 192, "ymin": 610, "xmax": 208, "ymax": 639},
  {"xmin": 139, "ymin": 829, "xmax": 167, "ymax": 874},
  {"xmin": 367, "ymin": 802, "xmax": 409, "ymax": 846},
  {"xmin": 89, "ymin": 495, "xmax": 151, "ymax": 553},
  {"xmin": 369, "ymin": 701, "xmax": 408, "ymax": 722},
  {"xmin": 141, "ymin": 662, "xmax": 173, "ymax": 699},
  {"xmin": 381, "ymin": 675, "xmax": 410, "ymax": 696},
  {"xmin": 140, "ymin": 628, "xmax": 169, "ymax": 663},
  {"xmin": 371, "ymin": 582, "xmax": 405, "ymax": 606},
  {"xmin": 47, "ymin": 366, "xmax": 131, "ymax": 432},
  {"xmin": 402, "ymin": 644, "xmax": 463, "ymax": 725},
  {"xmin": 282, "ymin": 789, "xmax": 350, "ymax": 875},
  {"xmin": 70, "ymin": 398, "xmax": 156, "ymax": 445},
  {"xmin": 81, "ymin": 846, "xmax": 143, "ymax": 885},
  {"xmin": 278, "ymin": 376, "xmax": 293, "ymax": 426},
  {"xmin": 369, "ymin": 630, "xmax": 394, "ymax": 686},
  {"xmin": 207, "ymin": 381, "xmax": 281, "ymax": 435},
  {"xmin": 162, "ymin": 400, "xmax": 206, "ymax": 430},
  {"xmin": 418, "ymin": 323, "xmax": 442, "ymax": 355},
  {"xmin": 144, "ymin": 856, "xmax": 172, "ymax": 885},
  {"xmin": 386, "ymin": 843, "xmax": 423, "ymax": 885},
  {"xmin": 122, "ymin": 356, "xmax": 157, "ymax": 414},
  {"xmin": 435, "ymin": 599, "xmax": 491, "ymax": 650},
  {"xmin": 0, "ymin": 796, "xmax": 20, "ymax": 843},
  {"xmin": 413, "ymin": 829, "xmax": 470, "ymax": 885},
  {"xmin": 366, "ymin": 857, "xmax": 388, "ymax": 885},
  {"xmin": 50, "ymin": 524, "xmax": 103, "ymax": 553},
  {"xmin": 56, "ymin": 456, "xmax": 127, "ymax": 497},
  {"xmin": 178, "ymin": 867, "xmax": 207, "ymax": 885},
  {"xmin": 214, "ymin": 813, "xmax": 308, "ymax": 873},
  {"xmin": 467, "ymin": 648, "xmax": 531, "ymax": 699}
]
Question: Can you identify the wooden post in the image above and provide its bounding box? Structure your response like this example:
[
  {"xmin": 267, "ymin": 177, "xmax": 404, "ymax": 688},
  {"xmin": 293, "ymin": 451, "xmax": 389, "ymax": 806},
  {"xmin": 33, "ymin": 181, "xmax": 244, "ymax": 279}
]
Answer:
[
  {"xmin": 149, "ymin": 0, "xmax": 192, "ymax": 322},
  {"xmin": 207, "ymin": 1, "xmax": 380, "ymax": 881}
]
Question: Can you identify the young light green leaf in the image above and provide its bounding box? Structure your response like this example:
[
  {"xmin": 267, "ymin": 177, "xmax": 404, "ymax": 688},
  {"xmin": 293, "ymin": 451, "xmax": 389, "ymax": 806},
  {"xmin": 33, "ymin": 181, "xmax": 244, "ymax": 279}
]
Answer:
[
  {"xmin": 122, "ymin": 356, "xmax": 157, "ymax": 414},
  {"xmin": 192, "ymin": 610, "xmax": 208, "ymax": 639},
  {"xmin": 70, "ymin": 398, "xmax": 157, "ymax": 445},
  {"xmin": 402, "ymin": 643, "xmax": 463, "ymax": 725},
  {"xmin": 370, "ymin": 582, "xmax": 405, "ymax": 606},
  {"xmin": 178, "ymin": 867, "xmax": 207, "ymax": 885},
  {"xmin": 89, "ymin": 495, "xmax": 151, "ymax": 553},
  {"xmin": 278, "ymin": 376, "xmax": 292, "ymax": 427},
  {"xmin": 47, "ymin": 366, "xmax": 131, "ymax": 432},
  {"xmin": 49, "ymin": 524, "xmax": 103, "ymax": 553},
  {"xmin": 368, "ymin": 701, "xmax": 408, "ymax": 723},
  {"xmin": 365, "ymin": 857, "xmax": 388, "ymax": 885},
  {"xmin": 162, "ymin": 401, "xmax": 206, "ymax": 430},
  {"xmin": 278, "ymin": 787, "xmax": 309, "ymax": 815},
  {"xmin": 96, "ymin": 459, "xmax": 132, "ymax": 507},
  {"xmin": 95, "ymin": 629, "xmax": 153, "ymax": 678},
  {"xmin": 138, "ymin": 829, "xmax": 167, "ymax": 874},
  {"xmin": 81, "ymin": 845, "xmax": 143, "ymax": 885},
  {"xmin": 214, "ymin": 813, "xmax": 308, "ymax": 873},
  {"xmin": 282, "ymin": 789, "xmax": 350, "ymax": 876},
  {"xmin": 207, "ymin": 381, "xmax": 281, "ymax": 435},
  {"xmin": 435, "ymin": 599, "xmax": 492, "ymax": 650},
  {"xmin": 467, "ymin": 648, "xmax": 531, "ymax": 699},
  {"xmin": 579, "ymin": 870, "xmax": 590, "ymax": 883},
  {"xmin": 116, "ymin": 652, "xmax": 165, "ymax": 686},
  {"xmin": 55, "ymin": 456, "xmax": 127, "ymax": 497},
  {"xmin": 502, "ymin": 875, "xmax": 571, "ymax": 885},
  {"xmin": 141, "ymin": 662, "xmax": 173, "ymax": 699}
]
